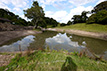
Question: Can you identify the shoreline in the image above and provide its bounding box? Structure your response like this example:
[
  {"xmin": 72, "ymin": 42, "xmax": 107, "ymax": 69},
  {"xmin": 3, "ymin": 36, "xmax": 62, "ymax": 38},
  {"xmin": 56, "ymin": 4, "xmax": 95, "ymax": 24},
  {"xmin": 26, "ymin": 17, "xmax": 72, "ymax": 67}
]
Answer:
[
  {"xmin": 0, "ymin": 30, "xmax": 42, "ymax": 45},
  {"xmin": 47, "ymin": 28, "xmax": 107, "ymax": 41}
]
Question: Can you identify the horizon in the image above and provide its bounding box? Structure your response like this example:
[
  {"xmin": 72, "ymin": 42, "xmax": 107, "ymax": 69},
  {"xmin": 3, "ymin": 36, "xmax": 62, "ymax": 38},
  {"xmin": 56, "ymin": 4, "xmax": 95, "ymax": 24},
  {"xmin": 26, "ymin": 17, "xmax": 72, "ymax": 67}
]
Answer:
[{"xmin": 0, "ymin": 0, "xmax": 106, "ymax": 23}]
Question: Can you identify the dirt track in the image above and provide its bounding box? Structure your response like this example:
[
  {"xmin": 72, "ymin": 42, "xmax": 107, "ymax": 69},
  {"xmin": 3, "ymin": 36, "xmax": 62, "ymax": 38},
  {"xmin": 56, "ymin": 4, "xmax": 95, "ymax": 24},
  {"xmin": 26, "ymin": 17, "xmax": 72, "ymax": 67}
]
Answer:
[
  {"xmin": 47, "ymin": 28, "xmax": 107, "ymax": 40},
  {"xmin": 0, "ymin": 30, "xmax": 42, "ymax": 45}
]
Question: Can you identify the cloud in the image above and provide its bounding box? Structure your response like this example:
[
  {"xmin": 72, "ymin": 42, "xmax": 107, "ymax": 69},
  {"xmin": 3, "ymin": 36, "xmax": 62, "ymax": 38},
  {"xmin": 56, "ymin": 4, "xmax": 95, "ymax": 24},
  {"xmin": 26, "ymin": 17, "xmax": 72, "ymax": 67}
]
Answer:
[
  {"xmin": 69, "ymin": 0, "xmax": 96, "ymax": 6},
  {"xmin": 39, "ymin": 0, "xmax": 96, "ymax": 23},
  {"xmin": 38, "ymin": 0, "xmax": 66, "ymax": 5},
  {"xmin": 11, "ymin": 0, "xmax": 28, "ymax": 8},
  {"xmin": 0, "ymin": 0, "xmax": 99, "ymax": 23},
  {"xmin": 38, "ymin": 0, "xmax": 96, "ymax": 8},
  {"xmin": 0, "ymin": 0, "xmax": 29, "ymax": 19},
  {"xmin": 45, "ymin": 6, "xmax": 93, "ymax": 23},
  {"xmin": 96, "ymin": 0, "xmax": 106, "ymax": 5},
  {"xmin": 13, "ymin": 7, "xmax": 22, "ymax": 14},
  {"xmin": 45, "ymin": 33, "xmax": 84, "ymax": 52},
  {"xmin": 45, "ymin": 10, "xmax": 67, "ymax": 22},
  {"xmin": 0, "ymin": 2, "xmax": 11, "ymax": 10}
]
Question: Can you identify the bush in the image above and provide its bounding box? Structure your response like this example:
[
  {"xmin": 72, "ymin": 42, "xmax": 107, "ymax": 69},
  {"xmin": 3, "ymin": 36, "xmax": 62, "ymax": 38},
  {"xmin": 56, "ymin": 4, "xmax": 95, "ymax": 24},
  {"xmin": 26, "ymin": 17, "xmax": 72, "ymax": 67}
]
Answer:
[
  {"xmin": 60, "ymin": 23, "xmax": 66, "ymax": 26},
  {"xmin": 87, "ymin": 10, "xmax": 107, "ymax": 24},
  {"xmin": 86, "ymin": 14, "xmax": 96, "ymax": 24}
]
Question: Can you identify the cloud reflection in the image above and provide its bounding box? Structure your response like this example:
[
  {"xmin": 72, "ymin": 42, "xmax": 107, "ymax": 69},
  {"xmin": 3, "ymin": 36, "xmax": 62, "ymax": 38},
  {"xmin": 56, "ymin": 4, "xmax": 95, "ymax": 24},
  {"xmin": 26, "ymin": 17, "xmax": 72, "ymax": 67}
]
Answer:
[
  {"xmin": 0, "ymin": 35, "xmax": 35, "ymax": 52},
  {"xmin": 46, "ymin": 33, "xmax": 85, "ymax": 52}
]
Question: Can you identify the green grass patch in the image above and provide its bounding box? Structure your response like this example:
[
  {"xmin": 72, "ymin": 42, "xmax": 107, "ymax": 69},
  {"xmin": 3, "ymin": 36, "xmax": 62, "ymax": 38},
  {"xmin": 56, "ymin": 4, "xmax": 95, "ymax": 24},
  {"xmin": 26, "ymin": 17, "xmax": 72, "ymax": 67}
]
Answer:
[
  {"xmin": 0, "ymin": 50, "xmax": 107, "ymax": 71},
  {"xmin": 55, "ymin": 23, "xmax": 107, "ymax": 33},
  {"xmin": 33, "ymin": 28, "xmax": 42, "ymax": 31}
]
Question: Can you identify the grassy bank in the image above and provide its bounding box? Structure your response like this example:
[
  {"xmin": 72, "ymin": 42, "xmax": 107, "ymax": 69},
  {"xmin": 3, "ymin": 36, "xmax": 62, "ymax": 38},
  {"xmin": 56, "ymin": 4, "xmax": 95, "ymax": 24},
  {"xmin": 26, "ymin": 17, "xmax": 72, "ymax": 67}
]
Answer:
[
  {"xmin": 56, "ymin": 23, "xmax": 107, "ymax": 33},
  {"xmin": 0, "ymin": 50, "xmax": 107, "ymax": 71}
]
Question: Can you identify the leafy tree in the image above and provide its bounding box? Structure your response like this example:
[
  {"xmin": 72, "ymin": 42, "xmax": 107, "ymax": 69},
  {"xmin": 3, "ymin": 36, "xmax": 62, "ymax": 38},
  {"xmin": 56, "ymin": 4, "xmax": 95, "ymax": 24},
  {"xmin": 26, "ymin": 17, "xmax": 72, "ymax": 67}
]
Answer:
[
  {"xmin": 67, "ymin": 20, "xmax": 72, "ymax": 25},
  {"xmin": 44, "ymin": 17, "xmax": 58, "ymax": 27},
  {"xmin": 92, "ymin": 1, "xmax": 107, "ymax": 13},
  {"xmin": 87, "ymin": 10, "xmax": 107, "ymax": 24},
  {"xmin": 72, "ymin": 15, "xmax": 81, "ymax": 24},
  {"xmin": 24, "ymin": 1, "xmax": 45, "ymax": 28},
  {"xmin": 81, "ymin": 11, "xmax": 89, "ymax": 22},
  {"xmin": 0, "ymin": 8, "xmax": 28, "ymax": 26},
  {"xmin": 86, "ymin": 14, "xmax": 96, "ymax": 24},
  {"xmin": 60, "ymin": 23, "xmax": 66, "ymax": 26},
  {"xmin": 72, "ymin": 11, "xmax": 89, "ymax": 24}
]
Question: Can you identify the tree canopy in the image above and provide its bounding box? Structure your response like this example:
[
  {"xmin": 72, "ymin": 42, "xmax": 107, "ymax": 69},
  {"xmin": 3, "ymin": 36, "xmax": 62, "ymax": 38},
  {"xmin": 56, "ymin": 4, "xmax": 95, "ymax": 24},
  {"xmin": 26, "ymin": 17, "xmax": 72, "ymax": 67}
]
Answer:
[
  {"xmin": 72, "ymin": 11, "xmax": 89, "ymax": 24},
  {"xmin": 87, "ymin": 10, "xmax": 107, "ymax": 24},
  {"xmin": 92, "ymin": 1, "xmax": 107, "ymax": 13},
  {"xmin": 24, "ymin": 1, "xmax": 45, "ymax": 28},
  {"xmin": 87, "ymin": 1, "xmax": 107, "ymax": 24},
  {"xmin": 0, "ymin": 8, "xmax": 28, "ymax": 26},
  {"xmin": 44, "ymin": 17, "xmax": 58, "ymax": 27}
]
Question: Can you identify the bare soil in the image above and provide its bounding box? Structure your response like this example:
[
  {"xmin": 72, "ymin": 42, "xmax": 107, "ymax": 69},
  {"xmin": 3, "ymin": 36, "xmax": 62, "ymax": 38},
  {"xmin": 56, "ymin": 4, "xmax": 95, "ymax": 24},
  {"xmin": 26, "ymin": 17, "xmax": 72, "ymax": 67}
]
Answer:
[{"xmin": 0, "ymin": 30, "xmax": 42, "ymax": 45}]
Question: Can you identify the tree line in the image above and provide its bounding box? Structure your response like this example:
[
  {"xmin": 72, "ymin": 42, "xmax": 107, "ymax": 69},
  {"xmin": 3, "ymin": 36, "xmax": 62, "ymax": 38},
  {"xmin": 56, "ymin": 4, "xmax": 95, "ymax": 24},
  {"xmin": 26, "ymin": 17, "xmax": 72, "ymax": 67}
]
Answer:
[
  {"xmin": 24, "ymin": 1, "xmax": 58, "ymax": 28},
  {"xmin": 0, "ymin": 1, "xmax": 106, "ymax": 28},
  {"xmin": 0, "ymin": 8, "xmax": 29, "ymax": 26},
  {"xmin": 66, "ymin": 1, "xmax": 107, "ymax": 25},
  {"xmin": 0, "ymin": 1, "xmax": 58, "ymax": 28}
]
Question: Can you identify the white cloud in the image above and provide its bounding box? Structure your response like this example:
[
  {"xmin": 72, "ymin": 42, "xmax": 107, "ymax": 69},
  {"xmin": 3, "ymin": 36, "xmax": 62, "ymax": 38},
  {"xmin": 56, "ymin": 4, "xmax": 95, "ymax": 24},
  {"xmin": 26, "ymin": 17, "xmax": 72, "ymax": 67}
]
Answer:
[
  {"xmin": 13, "ymin": 7, "xmax": 22, "ymax": 14},
  {"xmin": 11, "ymin": 0, "xmax": 28, "ymax": 8},
  {"xmin": 0, "ymin": 0, "xmax": 29, "ymax": 19},
  {"xmin": 1, "ymin": 0, "xmax": 29, "ymax": 8},
  {"xmin": 69, "ymin": 0, "xmax": 96, "ymax": 6},
  {"xmin": 38, "ymin": 0, "xmax": 66, "ymax": 5},
  {"xmin": 96, "ymin": 0, "xmax": 106, "ymax": 5},
  {"xmin": 39, "ymin": 0, "xmax": 96, "ymax": 23},
  {"xmin": 38, "ymin": 0, "xmax": 96, "ymax": 7},
  {"xmin": 45, "ymin": 11, "xmax": 67, "ymax": 22},
  {"xmin": 0, "ymin": 2, "xmax": 11, "ymax": 10},
  {"xmin": 45, "ymin": 6, "xmax": 93, "ymax": 23},
  {"xmin": 0, "ymin": 0, "xmax": 99, "ymax": 22}
]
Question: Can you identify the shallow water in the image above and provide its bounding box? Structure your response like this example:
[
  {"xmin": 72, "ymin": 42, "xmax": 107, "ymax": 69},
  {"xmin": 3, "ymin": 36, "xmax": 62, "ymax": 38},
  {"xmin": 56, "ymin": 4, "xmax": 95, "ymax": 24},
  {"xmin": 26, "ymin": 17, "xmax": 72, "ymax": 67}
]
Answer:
[{"xmin": 0, "ymin": 31, "xmax": 107, "ymax": 59}]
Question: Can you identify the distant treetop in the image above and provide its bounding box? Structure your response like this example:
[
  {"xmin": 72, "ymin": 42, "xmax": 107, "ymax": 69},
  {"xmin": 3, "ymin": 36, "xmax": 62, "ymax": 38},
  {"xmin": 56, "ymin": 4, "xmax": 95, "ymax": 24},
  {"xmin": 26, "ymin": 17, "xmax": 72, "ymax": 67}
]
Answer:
[{"xmin": 92, "ymin": 1, "xmax": 107, "ymax": 13}]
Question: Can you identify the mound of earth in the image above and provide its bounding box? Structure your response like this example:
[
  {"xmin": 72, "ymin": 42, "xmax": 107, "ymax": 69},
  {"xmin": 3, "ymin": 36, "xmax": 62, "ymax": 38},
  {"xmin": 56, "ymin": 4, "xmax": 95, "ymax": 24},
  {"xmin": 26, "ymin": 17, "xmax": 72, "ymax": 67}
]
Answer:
[{"xmin": 0, "ymin": 22, "xmax": 33, "ymax": 31}]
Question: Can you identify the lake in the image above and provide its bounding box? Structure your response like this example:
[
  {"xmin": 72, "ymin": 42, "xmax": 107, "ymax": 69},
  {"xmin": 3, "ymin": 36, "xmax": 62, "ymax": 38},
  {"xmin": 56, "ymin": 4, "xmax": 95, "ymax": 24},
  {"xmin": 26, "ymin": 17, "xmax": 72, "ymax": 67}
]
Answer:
[{"xmin": 0, "ymin": 31, "xmax": 107, "ymax": 60}]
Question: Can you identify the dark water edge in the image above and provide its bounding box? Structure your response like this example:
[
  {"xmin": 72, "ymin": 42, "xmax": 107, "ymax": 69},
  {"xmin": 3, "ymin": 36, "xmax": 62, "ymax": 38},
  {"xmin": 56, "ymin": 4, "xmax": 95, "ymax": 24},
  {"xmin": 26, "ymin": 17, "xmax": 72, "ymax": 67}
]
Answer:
[{"xmin": 0, "ymin": 31, "xmax": 107, "ymax": 60}]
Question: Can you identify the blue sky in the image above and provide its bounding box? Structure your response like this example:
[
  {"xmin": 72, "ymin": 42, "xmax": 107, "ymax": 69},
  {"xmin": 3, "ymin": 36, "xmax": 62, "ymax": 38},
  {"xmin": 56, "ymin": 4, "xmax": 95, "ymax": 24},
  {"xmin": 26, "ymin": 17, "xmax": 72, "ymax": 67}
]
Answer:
[{"xmin": 0, "ymin": 0, "xmax": 106, "ymax": 23}]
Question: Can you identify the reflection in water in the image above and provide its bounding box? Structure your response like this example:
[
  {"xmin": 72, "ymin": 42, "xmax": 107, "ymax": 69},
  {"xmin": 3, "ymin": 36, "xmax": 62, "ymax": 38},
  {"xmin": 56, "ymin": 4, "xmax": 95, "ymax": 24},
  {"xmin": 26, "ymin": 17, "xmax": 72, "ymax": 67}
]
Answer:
[
  {"xmin": 104, "ymin": 51, "xmax": 107, "ymax": 60},
  {"xmin": 0, "ymin": 31, "xmax": 107, "ymax": 60},
  {"xmin": 0, "ymin": 35, "xmax": 35, "ymax": 52},
  {"xmin": 46, "ymin": 33, "xmax": 85, "ymax": 52}
]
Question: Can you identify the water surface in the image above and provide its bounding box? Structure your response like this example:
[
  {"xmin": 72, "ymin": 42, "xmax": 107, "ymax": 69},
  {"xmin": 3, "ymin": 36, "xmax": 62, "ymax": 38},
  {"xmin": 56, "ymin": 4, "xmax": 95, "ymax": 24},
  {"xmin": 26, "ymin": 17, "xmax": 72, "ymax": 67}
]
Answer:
[{"xmin": 0, "ymin": 31, "xmax": 107, "ymax": 59}]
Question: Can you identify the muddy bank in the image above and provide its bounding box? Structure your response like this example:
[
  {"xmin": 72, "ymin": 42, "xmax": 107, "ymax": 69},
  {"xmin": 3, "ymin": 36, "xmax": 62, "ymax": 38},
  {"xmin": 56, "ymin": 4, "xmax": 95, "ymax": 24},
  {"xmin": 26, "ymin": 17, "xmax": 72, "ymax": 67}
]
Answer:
[
  {"xmin": 47, "ymin": 28, "xmax": 107, "ymax": 40},
  {"xmin": 0, "ymin": 30, "xmax": 42, "ymax": 45}
]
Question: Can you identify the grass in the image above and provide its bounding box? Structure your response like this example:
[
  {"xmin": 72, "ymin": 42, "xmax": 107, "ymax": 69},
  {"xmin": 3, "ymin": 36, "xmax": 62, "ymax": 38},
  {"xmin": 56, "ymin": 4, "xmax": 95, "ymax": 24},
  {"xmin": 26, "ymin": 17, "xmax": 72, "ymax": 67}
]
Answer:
[
  {"xmin": 55, "ymin": 23, "xmax": 107, "ymax": 33},
  {"xmin": 0, "ymin": 50, "xmax": 107, "ymax": 71}
]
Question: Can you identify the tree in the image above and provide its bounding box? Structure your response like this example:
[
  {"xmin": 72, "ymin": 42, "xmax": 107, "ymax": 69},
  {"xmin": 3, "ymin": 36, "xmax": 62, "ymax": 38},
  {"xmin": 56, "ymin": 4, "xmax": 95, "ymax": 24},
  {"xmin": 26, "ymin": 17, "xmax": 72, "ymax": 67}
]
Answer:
[
  {"xmin": 67, "ymin": 20, "xmax": 72, "ymax": 25},
  {"xmin": 44, "ymin": 17, "xmax": 58, "ymax": 27},
  {"xmin": 60, "ymin": 23, "xmax": 66, "ymax": 26},
  {"xmin": 87, "ymin": 10, "xmax": 107, "ymax": 24},
  {"xmin": 0, "ymin": 8, "xmax": 28, "ymax": 26},
  {"xmin": 92, "ymin": 1, "xmax": 107, "ymax": 13},
  {"xmin": 72, "ymin": 15, "xmax": 81, "ymax": 24},
  {"xmin": 71, "ymin": 11, "xmax": 89, "ymax": 24},
  {"xmin": 81, "ymin": 11, "xmax": 89, "ymax": 22},
  {"xmin": 24, "ymin": 1, "xmax": 45, "ymax": 28},
  {"xmin": 86, "ymin": 14, "xmax": 96, "ymax": 24}
]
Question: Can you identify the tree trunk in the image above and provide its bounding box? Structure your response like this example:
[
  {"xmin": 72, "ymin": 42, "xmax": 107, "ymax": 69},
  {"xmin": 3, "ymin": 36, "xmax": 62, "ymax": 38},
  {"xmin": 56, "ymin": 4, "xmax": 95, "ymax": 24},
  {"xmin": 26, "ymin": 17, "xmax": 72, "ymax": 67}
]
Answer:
[
  {"xmin": 35, "ymin": 23, "xmax": 38, "ymax": 29},
  {"xmin": 33, "ymin": 19, "xmax": 39, "ymax": 29}
]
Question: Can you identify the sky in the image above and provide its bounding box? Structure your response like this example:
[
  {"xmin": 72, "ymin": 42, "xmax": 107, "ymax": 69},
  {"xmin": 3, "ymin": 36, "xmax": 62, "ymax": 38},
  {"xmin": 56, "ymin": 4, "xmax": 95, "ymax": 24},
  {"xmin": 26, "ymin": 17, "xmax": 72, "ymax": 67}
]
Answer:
[{"xmin": 0, "ymin": 0, "xmax": 106, "ymax": 23}]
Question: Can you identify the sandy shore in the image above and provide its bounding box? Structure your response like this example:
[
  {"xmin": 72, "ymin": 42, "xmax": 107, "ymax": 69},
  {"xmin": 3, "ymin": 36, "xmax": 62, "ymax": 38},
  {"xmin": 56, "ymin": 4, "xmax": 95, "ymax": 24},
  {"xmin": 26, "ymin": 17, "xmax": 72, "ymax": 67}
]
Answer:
[
  {"xmin": 0, "ymin": 30, "xmax": 42, "ymax": 45},
  {"xmin": 47, "ymin": 28, "xmax": 107, "ymax": 40}
]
